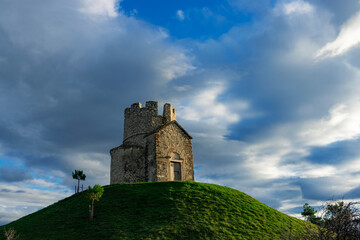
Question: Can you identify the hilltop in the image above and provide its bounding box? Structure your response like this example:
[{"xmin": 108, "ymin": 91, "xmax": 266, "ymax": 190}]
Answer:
[{"xmin": 0, "ymin": 181, "xmax": 311, "ymax": 239}]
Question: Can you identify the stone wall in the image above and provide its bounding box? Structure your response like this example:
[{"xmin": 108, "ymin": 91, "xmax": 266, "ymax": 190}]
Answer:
[
  {"xmin": 110, "ymin": 136, "xmax": 158, "ymax": 184},
  {"xmin": 155, "ymin": 123, "xmax": 194, "ymax": 181},
  {"xmin": 110, "ymin": 145, "xmax": 145, "ymax": 183},
  {"xmin": 144, "ymin": 134, "xmax": 157, "ymax": 182},
  {"xmin": 163, "ymin": 103, "xmax": 176, "ymax": 123},
  {"xmin": 123, "ymin": 101, "xmax": 163, "ymax": 146}
]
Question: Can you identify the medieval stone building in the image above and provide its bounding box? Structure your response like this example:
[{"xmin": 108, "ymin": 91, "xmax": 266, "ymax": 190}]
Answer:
[{"xmin": 110, "ymin": 101, "xmax": 195, "ymax": 184}]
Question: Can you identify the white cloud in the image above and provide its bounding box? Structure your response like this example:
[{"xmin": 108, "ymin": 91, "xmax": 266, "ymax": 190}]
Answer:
[
  {"xmin": 284, "ymin": 0, "xmax": 313, "ymax": 15},
  {"xmin": 176, "ymin": 9, "xmax": 185, "ymax": 21},
  {"xmin": 301, "ymin": 165, "xmax": 337, "ymax": 178},
  {"xmin": 0, "ymin": 180, "xmax": 71, "ymax": 223},
  {"xmin": 315, "ymin": 10, "xmax": 360, "ymax": 59},
  {"xmin": 174, "ymin": 85, "xmax": 191, "ymax": 92},
  {"xmin": 64, "ymin": 152, "xmax": 110, "ymax": 186},
  {"xmin": 275, "ymin": 0, "xmax": 314, "ymax": 16},
  {"xmin": 80, "ymin": 0, "xmax": 119, "ymax": 17},
  {"xmin": 178, "ymin": 82, "xmax": 247, "ymax": 125},
  {"xmin": 238, "ymin": 97, "xmax": 360, "ymax": 181},
  {"xmin": 158, "ymin": 52, "xmax": 195, "ymax": 81},
  {"xmin": 300, "ymin": 101, "xmax": 360, "ymax": 146}
]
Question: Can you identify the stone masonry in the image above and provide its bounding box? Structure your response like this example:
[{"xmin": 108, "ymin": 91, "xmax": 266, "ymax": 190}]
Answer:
[{"xmin": 110, "ymin": 101, "xmax": 195, "ymax": 184}]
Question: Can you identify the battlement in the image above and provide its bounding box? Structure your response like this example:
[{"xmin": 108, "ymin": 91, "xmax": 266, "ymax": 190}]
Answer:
[
  {"xmin": 163, "ymin": 103, "xmax": 176, "ymax": 123},
  {"xmin": 123, "ymin": 101, "xmax": 177, "ymax": 144},
  {"xmin": 125, "ymin": 101, "xmax": 158, "ymax": 115}
]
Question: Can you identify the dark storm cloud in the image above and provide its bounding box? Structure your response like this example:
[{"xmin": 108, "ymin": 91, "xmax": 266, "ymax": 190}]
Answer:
[
  {"xmin": 225, "ymin": 117, "xmax": 278, "ymax": 142},
  {"xmin": 285, "ymin": 206, "xmax": 304, "ymax": 214},
  {"xmin": 253, "ymin": 187, "xmax": 302, "ymax": 209},
  {"xmin": 294, "ymin": 178, "xmax": 344, "ymax": 200},
  {"xmin": 305, "ymin": 139, "xmax": 360, "ymax": 165},
  {"xmin": 271, "ymin": 189, "xmax": 300, "ymax": 200},
  {"xmin": 0, "ymin": 167, "xmax": 32, "ymax": 182},
  {"xmin": 345, "ymin": 185, "xmax": 360, "ymax": 199}
]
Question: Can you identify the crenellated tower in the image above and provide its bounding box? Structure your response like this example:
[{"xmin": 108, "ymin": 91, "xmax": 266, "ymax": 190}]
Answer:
[{"xmin": 110, "ymin": 101, "xmax": 194, "ymax": 184}]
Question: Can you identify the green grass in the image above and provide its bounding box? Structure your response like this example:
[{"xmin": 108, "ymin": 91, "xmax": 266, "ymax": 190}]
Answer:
[{"xmin": 0, "ymin": 181, "xmax": 312, "ymax": 239}]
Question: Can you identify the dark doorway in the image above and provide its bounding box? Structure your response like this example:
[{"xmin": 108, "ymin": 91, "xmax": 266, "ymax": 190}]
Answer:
[{"xmin": 170, "ymin": 162, "xmax": 181, "ymax": 180}]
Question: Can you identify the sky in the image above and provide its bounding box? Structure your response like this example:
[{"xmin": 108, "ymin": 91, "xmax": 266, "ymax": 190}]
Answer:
[{"xmin": 1, "ymin": 0, "xmax": 360, "ymax": 225}]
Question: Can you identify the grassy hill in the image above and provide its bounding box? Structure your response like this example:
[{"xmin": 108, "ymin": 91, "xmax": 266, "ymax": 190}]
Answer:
[{"xmin": 0, "ymin": 181, "xmax": 311, "ymax": 239}]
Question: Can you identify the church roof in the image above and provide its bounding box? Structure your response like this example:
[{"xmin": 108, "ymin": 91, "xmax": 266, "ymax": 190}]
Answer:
[{"xmin": 145, "ymin": 120, "xmax": 192, "ymax": 139}]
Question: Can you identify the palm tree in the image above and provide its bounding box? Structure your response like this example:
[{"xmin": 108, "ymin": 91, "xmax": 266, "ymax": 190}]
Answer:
[
  {"xmin": 72, "ymin": 169, "xmax": 86, "ymax": 194},
  {"xmin": 87, "ymin": 184, "xmax": 104, "ymax": 220}
]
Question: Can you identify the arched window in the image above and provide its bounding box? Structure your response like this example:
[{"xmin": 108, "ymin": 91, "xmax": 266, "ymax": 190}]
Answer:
[{"xmin": 171, "ymin": 152, "xmax": 180, "ymax": 160}]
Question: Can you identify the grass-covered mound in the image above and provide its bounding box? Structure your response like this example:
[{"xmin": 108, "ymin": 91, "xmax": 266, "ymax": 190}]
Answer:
[{"xmin": 0, "ymin": 181, "xmax": 311, "ymax": 239}]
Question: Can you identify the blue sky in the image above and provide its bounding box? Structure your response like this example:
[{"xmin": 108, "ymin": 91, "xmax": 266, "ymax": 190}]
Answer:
[
  {"xmin": 121, "ymin": 0, "xmax": 262, "ymax": 39},
  {"xmin": 1, "ymin": 0, "xmax": 360, "ymax": 224}
]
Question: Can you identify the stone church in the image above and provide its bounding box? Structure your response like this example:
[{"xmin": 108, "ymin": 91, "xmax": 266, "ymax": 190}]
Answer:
[{"xmin": 110, "ymin": 101, "xmax": 194, "ymax": 184}]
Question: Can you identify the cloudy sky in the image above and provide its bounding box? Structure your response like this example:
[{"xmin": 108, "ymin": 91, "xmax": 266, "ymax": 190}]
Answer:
[{"xmin": 1, "ymin": 0, "xmax": 360, "ymax": 225}]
